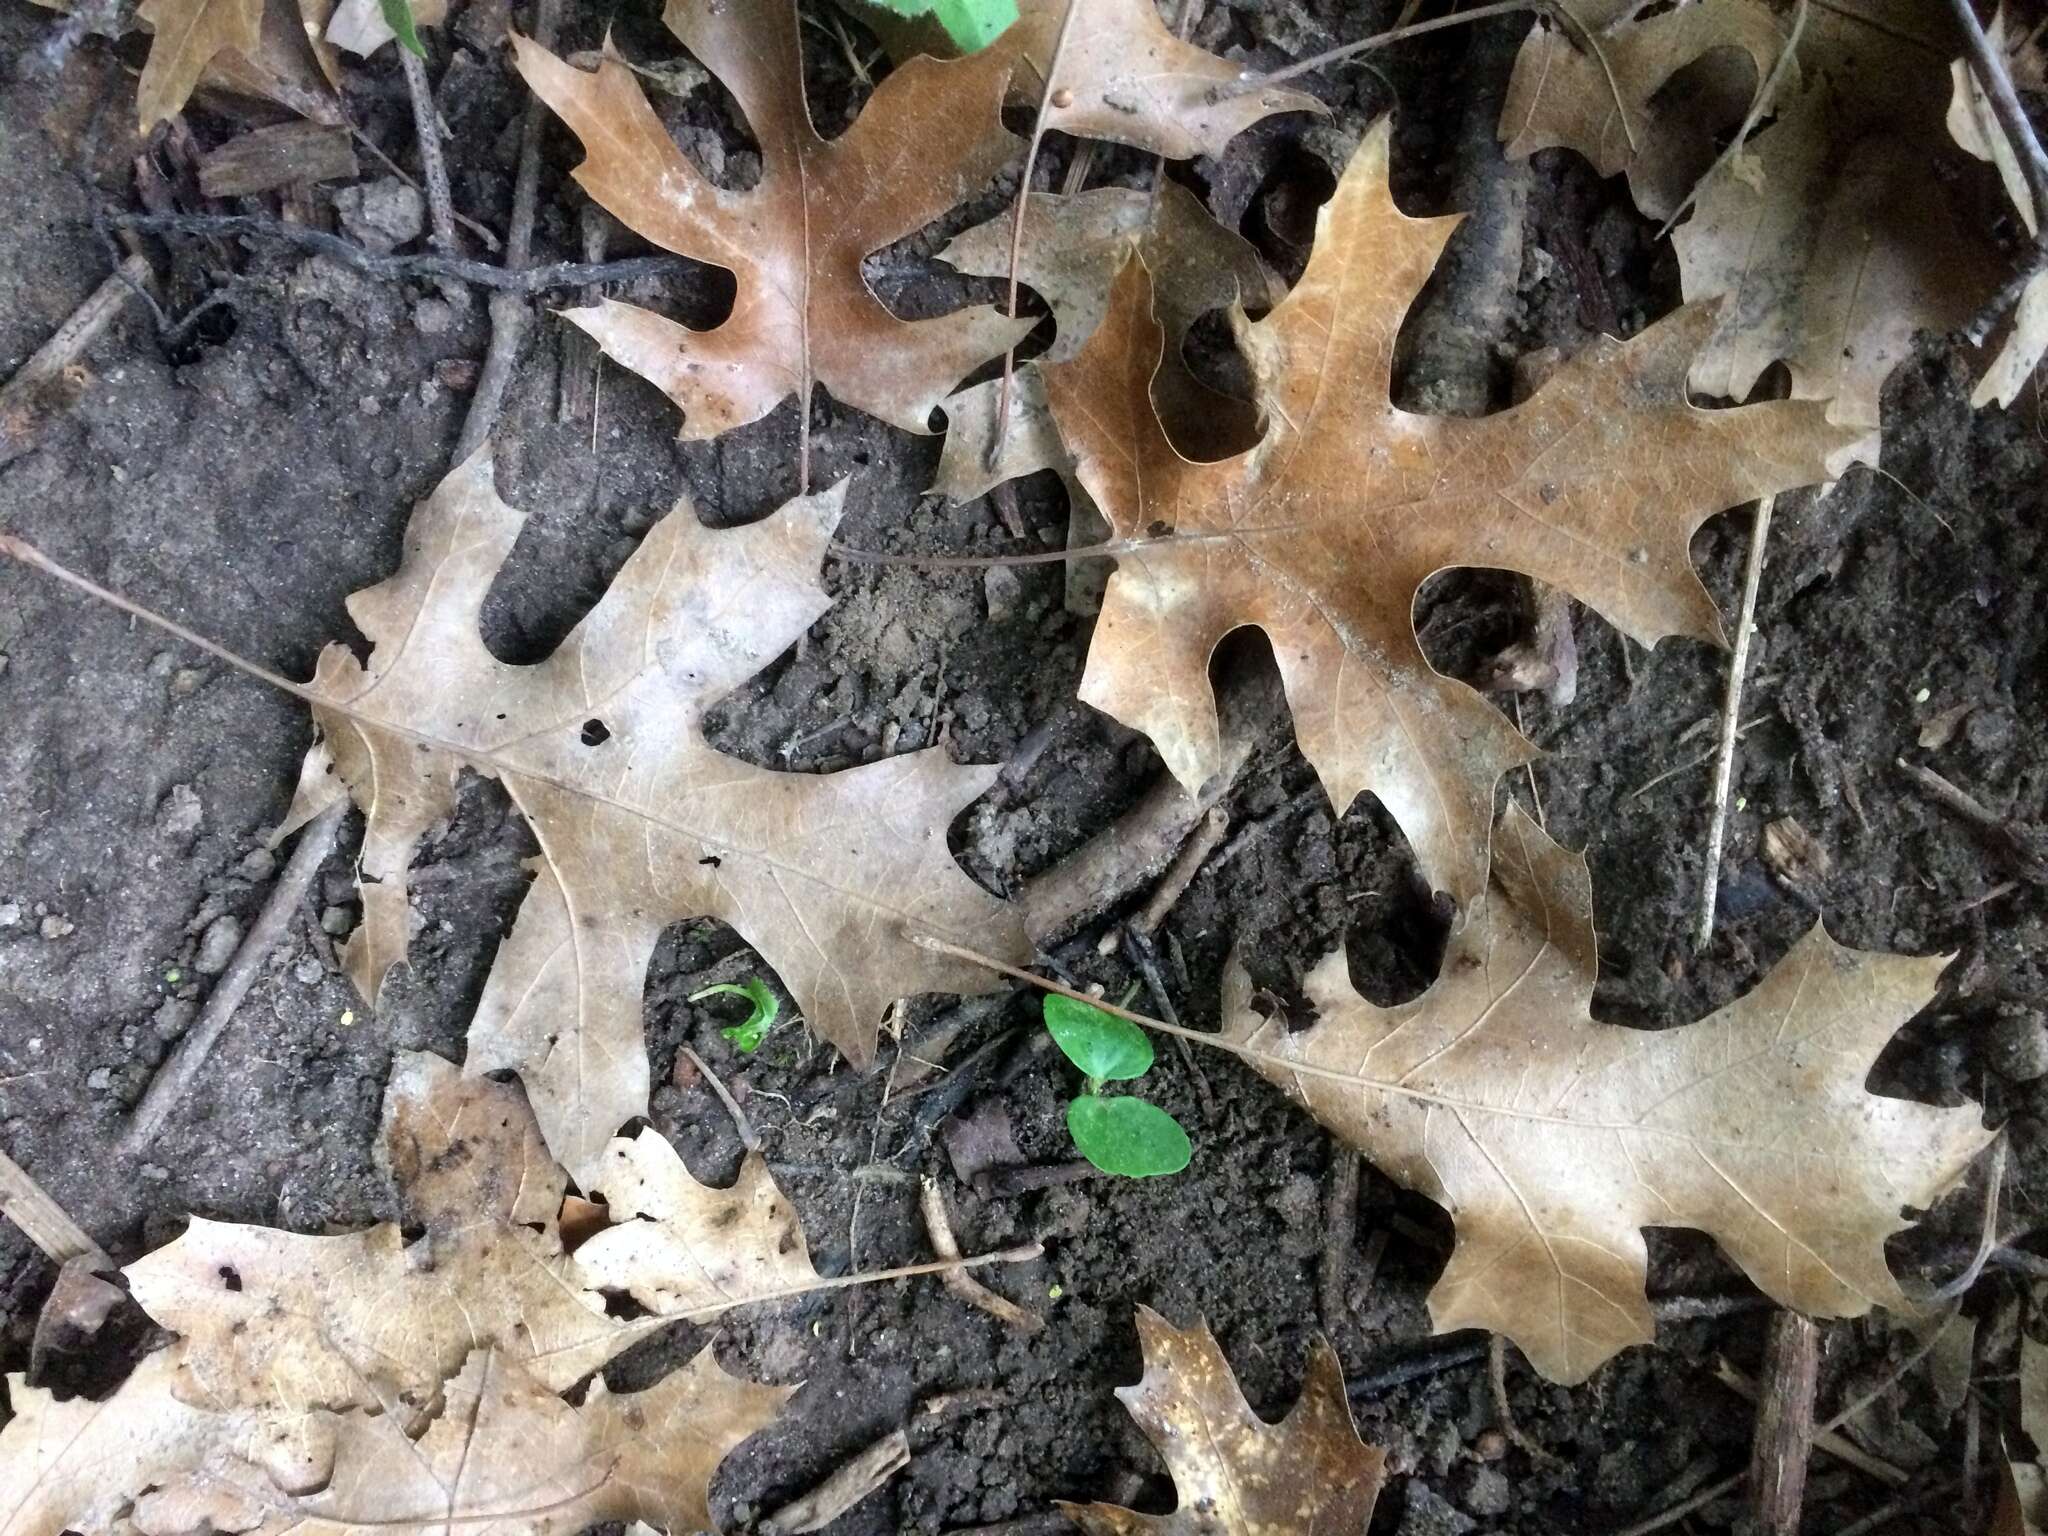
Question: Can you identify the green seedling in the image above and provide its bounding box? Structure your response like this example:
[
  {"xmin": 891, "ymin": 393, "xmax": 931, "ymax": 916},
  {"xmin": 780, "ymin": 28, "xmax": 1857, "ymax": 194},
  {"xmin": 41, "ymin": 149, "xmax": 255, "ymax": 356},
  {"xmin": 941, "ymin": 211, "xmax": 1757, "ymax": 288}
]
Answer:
[
  {"xmin": 381, "ymin": 0, "xmax": 426, "ymax": 57},
  {"xmin": 1043, "ymin": 993, "xmax": 1190, "ymax": 1178},
  {"xmin": 872, "ymin": 0, "xmax": 1018, "ymax": 52},
  {"xmin": 689, "ymin": 976, "xmax": 779, "ymax": 1051}
]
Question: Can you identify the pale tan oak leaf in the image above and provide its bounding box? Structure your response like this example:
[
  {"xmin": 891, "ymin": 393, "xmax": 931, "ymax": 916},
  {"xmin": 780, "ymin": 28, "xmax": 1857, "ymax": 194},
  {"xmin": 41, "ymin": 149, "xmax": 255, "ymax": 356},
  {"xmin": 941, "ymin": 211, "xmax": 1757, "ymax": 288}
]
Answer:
[
  {"xmin": 1060, "ymin": 1309, "xmax": 1385, "ymax": 1536},
  {"xmin": 994, "ymin": 0, "xmax": 1324, "ymax": 161},
  {"xmin": 1504, "ymin": 0, "xmax": 2012, "ymax": 442},
  {"xmin": 135, "ymin": 0, "xmax": 262, "ymax": 128},
  {"xmin": 934, "ymin": 181, "xmax": 1277, "ymax": 502},
  {"xmin": 1040, "ymin": 119, "xmax": 1852, "ymax": 907},
  {"xmin": 274, "ymin": 451, "xmax": 1025, "ymax": 1183},
  {"xmin": 125, "ymin": 1348, "xmax": 787, "ymax": 1536},
  {"xmin": 120, "ymin": 1054, "xmax": 833, "ymax": 1426},
  {"xmin": 511, "ymin": 0, "xmax": 1031, "ymax": 441},
  {"xmin": 1220, "ymin": 804, "xmax": 1993, "ymax": 1384}
]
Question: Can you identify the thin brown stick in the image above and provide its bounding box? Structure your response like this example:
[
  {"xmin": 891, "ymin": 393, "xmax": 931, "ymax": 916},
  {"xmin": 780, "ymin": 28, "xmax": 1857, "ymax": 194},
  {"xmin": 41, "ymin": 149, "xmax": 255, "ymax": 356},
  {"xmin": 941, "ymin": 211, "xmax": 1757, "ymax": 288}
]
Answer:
[
  {"xmin": 1489, "ymin": 1335, "xmax": 1556, "ymax": 1463},
  {"xmin": 456, "ymin": 0, "xmax": 562, "ymax": 462},
  {"xmin": 920, "ymin": 1177, "xmax": 1044, "ymax": 1332},
  {"xmin": 399, "ymin": 47, "xmax": 459, "ymax": 254},
  {"xmin": 988, "ymin": 0, "xmax": 1082, "ymax": 471},
  {"xmin": 680, "ymin": 1045, "xmax": 762, "ymax": 1153},
  {"xmin": 1895, "ymin": 759, "xmax": 2048, "ymax": 882},
  {"xmin": 1714, "ymin": 1360, "xmax": 1905, "ymax": 1485},
  {"xmin": 1230, "ymin": 0, "xmax": 1537, "ymax": 90},
  {"xmin": 1612, "ymin": 1472, "xmax": 1742, "ymax": 1536},
  {"xmin": 120, "ymin": 804, "xmax": 346, "ymax": 1155},
  {"xmin": 1950, "ymin": 0, "xmax": 2048, "ymax": 245},
  {"xmin": 1697, "ymin": 496, "xmax": 1773, "ymax": 949},
  {"xmin": 0, "ymin": 254, "xmax": 154, "ymax": 470},
  {"xmin": 1131, "ymin": 807, "xmax": 1229, "ymax": 937},
  {"xmin": 1745, "ymin": 1313, "xmax": 1821, "ymax": 1536},
  {"xmin": 109, "ymin": 212, "xmax": 681, "ymax": 292},
  {"xmin": 0, "ymin": 1146, "xmax": 107, "ymax": 1268},
  {"xmin": 763, "ymin": 1428, "xmax": 911, "ymax": 1535}
]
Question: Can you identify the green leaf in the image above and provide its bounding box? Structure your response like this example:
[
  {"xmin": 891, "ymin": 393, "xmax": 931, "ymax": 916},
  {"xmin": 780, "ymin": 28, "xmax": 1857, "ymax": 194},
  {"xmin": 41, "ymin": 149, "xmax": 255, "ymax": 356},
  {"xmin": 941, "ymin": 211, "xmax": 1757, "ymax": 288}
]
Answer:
[
  {"xmin": 1068, "ymin": 1095, "xmax": 1191, "ymax": 1178},
  {"xmin": 1044, "ymin": 994, "xmax": 1154, "ymax": 1082},
  {"xmin": 866, "ymin": 0, "xmax": 1017, "ymax": 52},
  {"xmin": 689, "ymin": 977, "xmax": 780, "ymax": 1052},
  {"xmin": 380, "ymin": 0, "xmax": 425, "ymax": 57}
]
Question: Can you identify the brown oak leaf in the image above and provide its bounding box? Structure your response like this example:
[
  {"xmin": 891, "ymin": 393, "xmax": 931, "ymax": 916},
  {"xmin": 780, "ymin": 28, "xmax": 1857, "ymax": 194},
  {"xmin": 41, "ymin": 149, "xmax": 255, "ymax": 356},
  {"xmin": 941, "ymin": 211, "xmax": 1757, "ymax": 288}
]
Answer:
[
  {"xmin": 995, "ymin": 0, "xmax": 1324, "ymax": 161},
  {"xmin": 1061, "ymin": 1308, "xmax": 1384, "ymax": 1536},
  {"xmin": 1039, "ymin": 120, "xmax": 1851, "ymax": 905},
  {"xmin": 511, "ymin": 0, "xmax": 1031, "ymax": 442},
  {"xmin": 1220, "ymin": 805, "xmax": 1992, "ymax": 1383},
  {"xmin": 276, "ymin": 453, "xmax": 1025, "ymax": 1183}
]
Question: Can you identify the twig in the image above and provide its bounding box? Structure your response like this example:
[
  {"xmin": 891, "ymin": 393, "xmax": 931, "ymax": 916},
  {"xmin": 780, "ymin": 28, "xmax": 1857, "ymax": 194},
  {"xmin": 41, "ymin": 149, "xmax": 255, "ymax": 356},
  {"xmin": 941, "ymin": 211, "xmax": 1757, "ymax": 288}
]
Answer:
[
  {"xmin": 1624, "ymin": 715, "xmax": 1768, "ymax": 802},
  {"xmin": 399, "ymin": 47, "xmax": 459, "ymax": 254},
  {"xmin": 1229, "ymin": 0, "xmax": 1538, "ymax": 90},
  {"xmin": 0, "ymin": 1145, "xmax": 107, "ymax": 1268},
  {"xmin": 1346, "ymin": 1335, "xmax": 1491, "ymax": 1397},
  {"xmin": 762, "ymin": 1427, "xmax": 912, "ymax": 1535},
  {"xmin": 456, "ymin": 0, "xmax": 562, "ymax": 461},
  {"xmin": 1714, "ymin": 1359, "xmax": 1905, "ymax": 1486},
  {"xmin": 1832, "ymin": 1479, "xmax": 1967, "ymax": 1536},
  {"xmin": 1895, "ymin": 758, "xmax": 2048, "ymax": 883},
  {"xmin": 108, "ymin": 212, "xmax": 686, "ymax": 293},
  {"xmin": 1318, "ymin": 1147, "xmax": 1361, "ymax": 1335},
  {"xmin": 920, "ymin": 1177, "xmax": 1044, "ymax": 1332},
  {"xmin": 1131, "ymin": 808, "xmax": 1229, "ymax": 937},
  {"xmin": 0, "ymin": 253, "xmax": 154, "ymax": 470},
  {"xmin": 1489, "ymin": 1335, "xmax": 1557, "ymax": 1463},
  {"xmin": 988, "ymin": 0, "xmax": 1081, "ymax": 471},
  {"xmin": 1950, "ymin": 0, "xmax": 2048, "ymax": 266},
  {"xmin": 680, "ymin": 1045, "xmax": 762, "ymax": 1152},
  {"xmin": 1613, "ymin": 1473, "xmax": 1740, "ymax": 1536},
  {"xmin": 979, "ymin": 1159, "xmax": 1095, "ymax": 1195},
  {"xmin": 1744, "ymin": 1313, "xmax": 1821, "ymax": 1536},
  {"xmin": 1697, "ymin": 495, "xmax": 1773, "ymax": 948},
  {"xmin": 119, "ymin": 804, "xmax": 346, "ymax": 1155}
]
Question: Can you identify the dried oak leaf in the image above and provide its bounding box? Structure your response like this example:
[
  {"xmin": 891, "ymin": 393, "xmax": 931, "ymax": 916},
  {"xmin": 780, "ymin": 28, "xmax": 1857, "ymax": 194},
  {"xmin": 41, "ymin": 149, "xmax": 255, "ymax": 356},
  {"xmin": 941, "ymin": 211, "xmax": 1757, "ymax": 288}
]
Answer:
[
  {"xmin": 134, "ymin": 0, "xmax": 339, "ymax": 129},
  {"xmin": 934, "ymin": 181, "xmax": 1278, "ymax": 502},
  {"xmin": 128, "ymin": 1348, "xmax": 787, "ymax": 1536},
  {"xmin": 377, "ymin": 1048, "xmax": 567, "ymax": 1234},
  {"xmin": 1061, "ymin": 1308, "xmax": 1384, "ymax": 1536},
  {"xmin": 1949, "ymin": 15, "xmax": 2048, "ymax": 410},
  {"xmin": 1505, "ymin": 0, "xmax": 2009, "ymax": 440},
  {"xmin": 119, "ymin": 1052, "xmax": 825, "ymax": 1430},
  {"xmin": 1220, "ymin": 804, "xmax": 1992, "ymax": 1383},
  {"xmin": 277, "ymin": 452, "xmax": 1024, "ymax": 1183},
  {"xmin": 1039, "ymin": 121, "xmax": 1849, "ymax": 906},
  {"xmin": 1499, "ymin": 0, "xmax": 1795, "ymax": 223},
  {"xmin": 1997, "ymin": 1335, "xmax": 2048, "ymax": 1536},
  {"xmin": 994, "ymin": 0, "xmax": 1323, "ymax": 161},
  {"xmin": 510, "ymin": 0, "xmax": 1030, "ymax": 441}
]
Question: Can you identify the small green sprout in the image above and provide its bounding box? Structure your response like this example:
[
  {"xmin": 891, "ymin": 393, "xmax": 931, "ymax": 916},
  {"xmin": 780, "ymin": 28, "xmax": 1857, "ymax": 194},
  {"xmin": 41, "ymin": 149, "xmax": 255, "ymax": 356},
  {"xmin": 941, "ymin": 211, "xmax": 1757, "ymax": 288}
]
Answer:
[
  {"xmin": 381, "ymin": 0, "xmax": 426, "ymax": 57},
  {"xmin": 689, "ymin": 976, "xmax": 780, "ymax": 1051},
  {"xmin": 1043, "ymin": 994, "xmax": 1190, "ymax": 1178},
  {"xmin": 873, "ymin": 0, "xmax": 1018, "ymax": 53}
]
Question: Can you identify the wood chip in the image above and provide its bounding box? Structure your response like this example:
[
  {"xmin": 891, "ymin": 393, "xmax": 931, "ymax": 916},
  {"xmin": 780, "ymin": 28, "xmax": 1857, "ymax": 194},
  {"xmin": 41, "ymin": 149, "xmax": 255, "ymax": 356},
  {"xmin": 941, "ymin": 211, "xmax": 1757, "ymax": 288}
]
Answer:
[{"xmin": 197, "ymin": 122, "xmax": 358, "ymax": 198}]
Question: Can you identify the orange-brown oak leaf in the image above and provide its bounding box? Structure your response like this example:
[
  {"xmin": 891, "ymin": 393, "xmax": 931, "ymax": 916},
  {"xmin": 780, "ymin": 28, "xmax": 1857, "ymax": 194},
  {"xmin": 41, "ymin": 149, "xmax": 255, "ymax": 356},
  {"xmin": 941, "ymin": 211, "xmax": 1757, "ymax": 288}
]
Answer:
[
  {"xmin": 511, "ymin": 0, "xmax": 1031, "ymax": 441},
  {"xmin": 1060, "ymin": 1309, "xmax": 1385, "ymax": 1536},
  {"xmin": 1221, "ymin": 805, "xmax": 1992, "ymax": 1384},
  {"xmin": 1039, "ymin": 119, "xmax": 1854, "ymax": 905},
  {"xmin": 276, "ymin": 453, "xmax": 1026, "ymax": 1184}
]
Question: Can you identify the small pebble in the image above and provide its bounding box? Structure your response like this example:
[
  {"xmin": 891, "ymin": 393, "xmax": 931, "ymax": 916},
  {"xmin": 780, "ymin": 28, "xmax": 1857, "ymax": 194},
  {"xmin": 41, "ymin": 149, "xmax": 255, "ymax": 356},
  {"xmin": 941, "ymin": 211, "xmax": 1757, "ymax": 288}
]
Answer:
[
  {"xmin": 320, "ymin": 905, "xmax": 354, "ymax": 937},
  {"xmin": 40, "ymin": 914, "xmax": 74, "ymax": 940},
  {"xmin": 1987, "ymin": 1003, "xmax": 2048, "ymax": 1083},
  {"xmin": 157, "ymin": 783, "xmax": 203, "ymax": 837},
  {"xmin": 334, "ymin": 177, "xmax": 425, "ymax": 254},
  {"xmin": 238, "ymin": 847, "xmax": 276, "ymax": 881},
  {"xmin": 412, "ymin": 298, "xmax": 457, "ymax": 335},
  {"xmin": 984, "ymin": 565, "xmax": 1024, "ymax": 624},
  {"xmin": 140, "ymin": 1163, "xmax": 169, "ymax": 1182},
  {"xmin": 293, "ymin": 955, "xmax": 326, "ymax": 986},
  {"xmin": 170, "ymin": 668, "xmax": 206, "ymax": 697},
  {"xmin": 1457, "ymin": 1464, "xmax": 1513, "ymax": 1519},
  {"xmin": 0, "ymin": 900, "xmax": 19, "ymax": 928},
  {"xmin": 195, "ymin": 914, "xmax": 243, "ymax": 975},
  {"xmin": 86, "ymin": 1067, "xmax": 113, "ymax": 1092},
  {"xmin": 152, "ymin": 998, "xmax": 195, "ymax": 1041}
]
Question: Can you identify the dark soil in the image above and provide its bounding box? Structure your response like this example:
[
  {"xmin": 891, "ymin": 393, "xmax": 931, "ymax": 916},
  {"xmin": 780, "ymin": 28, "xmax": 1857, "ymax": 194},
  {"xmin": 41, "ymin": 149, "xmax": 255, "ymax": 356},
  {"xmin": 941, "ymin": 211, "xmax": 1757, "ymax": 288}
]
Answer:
[{"xmin": 0, "ymin": 0, "xmax": 2042, "ymax": 1532}]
